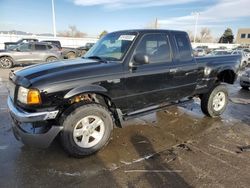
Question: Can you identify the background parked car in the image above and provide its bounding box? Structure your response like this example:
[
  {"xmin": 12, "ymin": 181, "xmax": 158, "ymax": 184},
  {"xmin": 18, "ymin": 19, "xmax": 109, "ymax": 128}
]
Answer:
[
  {"xmin": 240, "ymin": 68, "xmax": 250, "ymax": 90},
  {"xmin": 242, "ymin": 49, "xmax": 250, "ymax": 66},
  {"xmin": 76, "ymin": 42, "xmax": 95, "ymax": 56},
  {"xmin": 207, "ymin": 49, "xmax": 231, "ymax": 56},
  {"xmin": 41, "ymin": 40, "xmax": 81, "ymax": 59},
  {"xmin": 193, "ymin": 48, "xmax": 206, "ymax": 56},
  {"xmin": 231, "ymin": 50, "xmax": 249, "ymax": 67},
  {"xmin": 195, "ymin": 45, "xmax": 212, "ymax": 53},
  {"xmin": 0, "ymin": 42, "xmax": 62, "ymax": 68},
  {"xmin": 4, "ymin": 38, "xmax": 38, "ymax": 50},
  {"xmin": 243, "ymin": 48, "xmax": 250, "ymax": 53}
]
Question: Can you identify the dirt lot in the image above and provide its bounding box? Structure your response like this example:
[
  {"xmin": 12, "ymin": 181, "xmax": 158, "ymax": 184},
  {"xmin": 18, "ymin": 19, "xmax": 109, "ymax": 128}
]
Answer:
[{"xmin": 0, "ymin": 66, "xmax": 250, "ymax": 188}]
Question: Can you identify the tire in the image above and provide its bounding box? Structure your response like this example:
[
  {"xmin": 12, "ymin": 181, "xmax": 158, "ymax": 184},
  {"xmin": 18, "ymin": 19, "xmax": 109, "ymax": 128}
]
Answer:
[
  {"xmin": 0, "ymin": 56, "xmax": 13, "ymax": 69},
  {"xmin": 66, "ymin": 52, "xmax": 76, "ymax": 59},
  {"xmin": 201, "ymin": 84, "xmax": 228, "ymax": 117},
  {"xmin": 60, "ymin": 103, "xmax": 114, "ymax": 157},
  {"xmin": 80, "ymin": 50, "xmax": 87, "ymax": 57},
  {"xmin": 46, "ymin": 56, "xmax": 58, "ymax": 62}
]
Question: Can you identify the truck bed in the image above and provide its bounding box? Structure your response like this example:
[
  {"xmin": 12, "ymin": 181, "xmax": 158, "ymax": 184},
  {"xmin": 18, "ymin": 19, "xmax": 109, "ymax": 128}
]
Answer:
[{"xmin": 194, "ymin": 54, "xmax": 241, "ymax": 94}]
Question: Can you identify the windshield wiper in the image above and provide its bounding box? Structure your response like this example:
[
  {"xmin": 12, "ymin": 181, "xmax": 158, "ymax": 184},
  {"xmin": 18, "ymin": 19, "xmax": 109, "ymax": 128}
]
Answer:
[{"xmin": 86, "ymin": 56, "xmax": 107, "ymax": 63}]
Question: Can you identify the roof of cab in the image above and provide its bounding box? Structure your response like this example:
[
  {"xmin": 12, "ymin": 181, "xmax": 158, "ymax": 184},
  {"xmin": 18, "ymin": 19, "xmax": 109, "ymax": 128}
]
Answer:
[{"xmin": 109, "ymin": 29, "xmax": 187, "ymax": 35}]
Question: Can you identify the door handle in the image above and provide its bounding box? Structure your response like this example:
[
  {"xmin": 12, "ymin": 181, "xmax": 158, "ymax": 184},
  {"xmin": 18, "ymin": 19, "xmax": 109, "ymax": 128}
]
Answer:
[
  {"xmin": 170, "ymin": 68, "xmax": 178, "ymax": 73},
  {"xmin": 185, "ymin": 70, "xmax": 197, "ymax": 76}
]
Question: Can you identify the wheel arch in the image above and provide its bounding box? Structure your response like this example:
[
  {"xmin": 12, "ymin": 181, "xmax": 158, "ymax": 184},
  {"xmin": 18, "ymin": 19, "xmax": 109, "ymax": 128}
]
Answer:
[
  {"xmin": 62, "ymin": 85, "xmax": 122, "ymax": 127},
  {"xmin": 217, "ymin": 69, "xmax": 236, "ymax": 84},
  {"xmin": 0, "ymin": 55, "xmax": 14, "ymax": 61},
  {"xmin": 46, "ymin": 56, "xmax": 58, "ymax": 61},
  {"xmin": 66, "ymin": 51, "xmax": 76, "ymax": 54}
]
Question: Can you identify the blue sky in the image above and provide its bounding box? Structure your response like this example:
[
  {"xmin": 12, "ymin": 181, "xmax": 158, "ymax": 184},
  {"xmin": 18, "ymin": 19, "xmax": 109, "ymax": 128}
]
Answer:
[{"xmin": 0, "ymin": 0, "xmax": 249, "ymax": 37}]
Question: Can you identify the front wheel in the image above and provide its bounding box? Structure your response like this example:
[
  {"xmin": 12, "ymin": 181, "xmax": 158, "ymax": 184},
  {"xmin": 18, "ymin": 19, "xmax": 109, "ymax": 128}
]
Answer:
[
  {"xmin": 0, "ymin": 57, "xmax": 13, "ymax": 69},
  {"xmin": 201, "ymin": 85, "xmax": 228, "ymax": 117},
  {"xmin": 60, "ymin": 103, "xmax": 114, "ymax": 157}
]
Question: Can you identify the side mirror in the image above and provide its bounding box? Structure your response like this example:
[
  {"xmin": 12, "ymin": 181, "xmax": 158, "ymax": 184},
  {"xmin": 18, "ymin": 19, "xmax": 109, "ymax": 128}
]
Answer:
[{"xmin": 130, "ymin": 53, "xmax": 149, "ymax": 68}]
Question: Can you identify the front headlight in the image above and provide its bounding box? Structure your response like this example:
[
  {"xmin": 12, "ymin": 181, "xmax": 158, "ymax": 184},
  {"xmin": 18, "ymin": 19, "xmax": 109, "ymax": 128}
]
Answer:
[{"xmin": 18, "ymin": 86, "xmax": 41, "ymax": 105}]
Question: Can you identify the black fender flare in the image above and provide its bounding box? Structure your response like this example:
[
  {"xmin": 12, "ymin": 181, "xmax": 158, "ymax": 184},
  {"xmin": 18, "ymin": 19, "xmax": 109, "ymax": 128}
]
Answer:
[
  {"xmin": 64, "ymin": 85, "xmax": 108, "ymax": 99},
  {"xmin": 63, "ymin": 85, "xmax": 123, "ymax": 127},
  {"xmin": 217, "ymin": 66, "xmax": 236, "ymax": 74},
  {"xmin": 217, "ymin": 67, "xmax": 237, "ymax": 84}
]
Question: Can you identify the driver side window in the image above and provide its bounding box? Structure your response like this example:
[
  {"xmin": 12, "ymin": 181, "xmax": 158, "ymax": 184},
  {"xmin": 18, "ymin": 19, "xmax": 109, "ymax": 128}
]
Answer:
[{"xmin": 135, "ymin": 34, "xmax": 171, "ymax": 64}]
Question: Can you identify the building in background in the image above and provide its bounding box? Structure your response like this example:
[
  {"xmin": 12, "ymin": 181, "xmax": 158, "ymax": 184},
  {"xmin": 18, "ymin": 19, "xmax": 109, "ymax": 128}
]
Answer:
[{"xmin": 236, "ymin": 28, "xmax": 250, "ymax": 44}]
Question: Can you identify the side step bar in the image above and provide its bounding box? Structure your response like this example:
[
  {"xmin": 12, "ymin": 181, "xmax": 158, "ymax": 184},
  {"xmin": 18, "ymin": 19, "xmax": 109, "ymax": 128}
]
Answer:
[{"xmin": 123, "ymin": 99, "xmax": 194, "ymax": 121}]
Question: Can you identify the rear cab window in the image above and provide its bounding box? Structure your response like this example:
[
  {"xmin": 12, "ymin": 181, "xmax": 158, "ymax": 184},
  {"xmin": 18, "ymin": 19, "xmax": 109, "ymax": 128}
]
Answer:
[{"xmin": 174, "ymin": 33, "xmax": 193, "ymax": 62}]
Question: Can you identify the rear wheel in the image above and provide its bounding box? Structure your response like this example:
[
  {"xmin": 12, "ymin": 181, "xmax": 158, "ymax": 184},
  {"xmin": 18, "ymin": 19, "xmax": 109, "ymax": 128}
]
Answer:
[
  {"xmin": 46, "ymin": 56, "xmax": 58, "ymax": 62},
  {"xmin": 0, "ymin": 57, "xmax": 13, "ymax": 69},
  {"xmin": 66, "ymin": 52, "xmax": 76, "ymax": 59},
  {"xmin": 60, "ymin": 103, "xmax": 113, "ymax": 157},
  {"xmin": 80, "ymin": 50, "xmax": 87, "ymax": 56},
  {"xmin": 201, "ymin": 85, "xmax": 228, "ymax": 117}
]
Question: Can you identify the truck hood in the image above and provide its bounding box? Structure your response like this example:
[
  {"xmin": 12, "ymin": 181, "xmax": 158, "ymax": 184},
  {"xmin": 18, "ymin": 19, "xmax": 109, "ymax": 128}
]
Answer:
[{"xmin": 12, "ymin": 58, "xmax": 122, "ymax": 88}]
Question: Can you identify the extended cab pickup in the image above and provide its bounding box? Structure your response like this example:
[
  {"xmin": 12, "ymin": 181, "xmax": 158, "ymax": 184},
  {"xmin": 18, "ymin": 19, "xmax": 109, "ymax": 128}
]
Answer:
[{"xmin": 7, "ymin": 29, "xmax": 241, "ymax": 157}]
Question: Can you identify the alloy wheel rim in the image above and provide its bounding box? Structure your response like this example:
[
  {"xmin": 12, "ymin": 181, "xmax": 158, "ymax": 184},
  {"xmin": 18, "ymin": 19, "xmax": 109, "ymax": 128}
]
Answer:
[
  {"xmin": 73, "ymin": 115, "xmax": 105, "ymax": 148},
  {"xmin": 212, "ymin": 91, "xmax": 226, "ymax": 111},
  {"xmin": 0, "ymin": 58, "xmax": 11, "ymax": 67},
  {"xmin": 48, "ymin": 58, "xmax": 56, "ymax": 62}
]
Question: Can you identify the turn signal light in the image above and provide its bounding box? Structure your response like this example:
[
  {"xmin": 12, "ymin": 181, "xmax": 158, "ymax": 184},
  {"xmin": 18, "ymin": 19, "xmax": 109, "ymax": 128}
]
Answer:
[{"xmin": 27, "ymin": 89, "xmax": 41, "ymax": 105}]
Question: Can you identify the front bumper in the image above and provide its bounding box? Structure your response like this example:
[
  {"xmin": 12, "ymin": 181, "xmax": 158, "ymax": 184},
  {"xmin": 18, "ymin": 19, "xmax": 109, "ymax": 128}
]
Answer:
[
  {"xmin": 7, "ymin": 97, "xmax": 63, "ymax": 148},
  {"xmin": 7, "ymin": 97, "xmax": 59, "ymax": 123}
]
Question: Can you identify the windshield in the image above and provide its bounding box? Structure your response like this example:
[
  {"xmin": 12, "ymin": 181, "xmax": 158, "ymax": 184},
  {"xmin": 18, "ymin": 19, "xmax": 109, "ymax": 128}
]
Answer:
[{"xmin": 84, "ymin": 31, "xmax": 137, "ymax": 61}]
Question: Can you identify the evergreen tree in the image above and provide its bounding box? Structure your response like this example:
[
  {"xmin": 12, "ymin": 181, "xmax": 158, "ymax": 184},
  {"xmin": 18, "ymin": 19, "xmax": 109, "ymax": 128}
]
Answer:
[{"xmin": 219, "ymin": 28, "xmax": 234, "ymax": 43}]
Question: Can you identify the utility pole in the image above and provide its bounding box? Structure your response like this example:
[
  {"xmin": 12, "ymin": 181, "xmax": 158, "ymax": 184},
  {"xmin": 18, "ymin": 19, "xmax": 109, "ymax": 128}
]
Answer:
[
  {"xmin": 191, "ymin": 12, "xmax": 200, "ymax": 43},
  {"xmin": 154, "ymin": 18, "xmax": 158, "ymax": 29},
  {"xmin": 51, "ymin": 0, "xmax": 57, "ymax": 37}
]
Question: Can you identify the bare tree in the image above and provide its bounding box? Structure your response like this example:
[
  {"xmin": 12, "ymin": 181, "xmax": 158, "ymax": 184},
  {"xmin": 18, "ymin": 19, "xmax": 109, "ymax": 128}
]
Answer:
[
  {"xmin": 58, "ymin": 25, "xmax": 87, "ymax": 38},
  {"xmin": 200, "ymin": 27, "xmax": 213, "ymax": 43},
  {"xmin": 187, "ymin": 30, "xmax": 194, "ymax": 42}
]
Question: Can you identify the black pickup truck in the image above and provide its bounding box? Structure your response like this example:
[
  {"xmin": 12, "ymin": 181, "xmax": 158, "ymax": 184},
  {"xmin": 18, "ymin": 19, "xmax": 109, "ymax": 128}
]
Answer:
[{"xmin": 7, "ymin": 29, "xmax": 241, "ymax": 157}]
